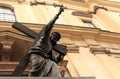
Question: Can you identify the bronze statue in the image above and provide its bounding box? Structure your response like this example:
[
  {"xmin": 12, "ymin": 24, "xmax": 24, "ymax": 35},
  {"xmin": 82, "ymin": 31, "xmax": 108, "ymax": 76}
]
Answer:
[
  {"xmin": 28, "ymin": 6, "xmax": 65, "ymax": 77},
  {"xmin": 29, "ymin": 32, "xmax": 62, "ymax": 76},
  {"xmin": 12, "ymin": 6, "xmax": 67, "ymax": 76}
]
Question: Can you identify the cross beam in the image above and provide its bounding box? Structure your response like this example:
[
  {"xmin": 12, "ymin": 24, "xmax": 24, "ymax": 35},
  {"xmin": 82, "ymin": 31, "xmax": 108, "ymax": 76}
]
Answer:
[{"xmin": 12, "ymin": 6, "xmax": 67, "ymax": 76}]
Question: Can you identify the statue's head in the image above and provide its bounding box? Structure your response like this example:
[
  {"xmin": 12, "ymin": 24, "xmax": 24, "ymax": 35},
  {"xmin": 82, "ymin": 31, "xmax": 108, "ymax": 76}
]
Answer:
[{"xmin": 50, "ymin": 32, "xmax": 61, "ymax": 43}]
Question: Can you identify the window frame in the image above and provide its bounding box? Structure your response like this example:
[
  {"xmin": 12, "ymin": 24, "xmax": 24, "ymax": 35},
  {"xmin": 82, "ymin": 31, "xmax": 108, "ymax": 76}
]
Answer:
[
  {"xmin": 82, "ymin": 21, "xmax": 96, "ymax": 28},
  {"xmin": 0, "ymin": 6, "xmax": 16, "ymax": 22}
]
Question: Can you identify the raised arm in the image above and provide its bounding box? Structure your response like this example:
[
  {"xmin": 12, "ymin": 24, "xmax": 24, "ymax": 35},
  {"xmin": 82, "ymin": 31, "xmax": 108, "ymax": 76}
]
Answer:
[{"xmin": 38, "ymin": 6, "xmax": 64, "ymax": 39}]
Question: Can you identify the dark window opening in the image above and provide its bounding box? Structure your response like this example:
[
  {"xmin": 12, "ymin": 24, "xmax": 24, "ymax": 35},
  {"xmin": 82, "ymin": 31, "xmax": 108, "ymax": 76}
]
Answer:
[{"xmin": 83, "ymin": 21, "xmax": 96, "ymax": 28}]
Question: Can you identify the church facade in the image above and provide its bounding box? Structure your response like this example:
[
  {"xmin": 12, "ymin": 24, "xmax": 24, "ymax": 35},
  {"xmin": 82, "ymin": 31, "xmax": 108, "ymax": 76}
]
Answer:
[{"xmin": 0, "ymin": 0, "xmax": 120, "ymax": 79}]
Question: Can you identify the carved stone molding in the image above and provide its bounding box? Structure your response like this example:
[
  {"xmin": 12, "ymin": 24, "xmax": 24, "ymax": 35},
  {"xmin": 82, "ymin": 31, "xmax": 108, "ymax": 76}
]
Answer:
[
  {"xmin": 90, "ymin": 48, "xmax": 120, "ymax": 61},
  {"xmin": 30, "ymin": 0, "xmax": 63, "ymax": 7},
  {"xmin": 67, "ymin": 46, "xmax": 79, "ymax": 53},
  {"xmin": 72, "ymin": 0, "xmax": 85, "ymax": 3},
  {"xmin": 72, "ymin": 11, "xmax": 92, "ymax": 18},
  {"xmin": 17, "ymin": 0, "xmax": 25, "ymax": 3},
  {"xmin": 0, "ymin": 60, "xmax": 68, "ymax": 76},
  {"xmin": 30, "ymin": 1, "xmax": 45, "ymax": 6},
  {"xmin": 90, "ymin": 5, "xmax": 108, "ymax": 14},
  {"xmin": 58, "ymin": 60, "xmax": 68, "ymax": 77},
  {"xmin": 90, "ymin": 47, "xmax": 111, "ymax": 55},
  {"xmin": 1, "ymin": 41, "xmax": 14, "ymax": 61}
]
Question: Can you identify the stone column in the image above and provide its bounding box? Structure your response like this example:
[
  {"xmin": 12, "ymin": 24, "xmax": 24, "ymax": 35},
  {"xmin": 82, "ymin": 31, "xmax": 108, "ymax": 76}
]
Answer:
[{"xmin": 80, "ymin": 47, "xmax": 113, "ymax": 79}]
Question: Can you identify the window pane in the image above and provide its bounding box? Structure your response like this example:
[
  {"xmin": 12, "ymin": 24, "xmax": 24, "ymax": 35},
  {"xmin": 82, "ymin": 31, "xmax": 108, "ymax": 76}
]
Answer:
[
  {"xmin": 83, "ymin": 21, "xmax": 95, "ymax": 28},
  {"xmin": 0, "ymin": 7, "xmax": 16, "ymax": 22},
  {"xmin": 0, "ymin": 14, "xmax": 4, "ymax": 20}
]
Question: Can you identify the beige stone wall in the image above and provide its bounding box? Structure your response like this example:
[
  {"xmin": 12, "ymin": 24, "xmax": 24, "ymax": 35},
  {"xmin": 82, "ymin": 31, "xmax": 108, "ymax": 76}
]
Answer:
[
  {"xmin": 61, "ymin": 34, "xmax": 120, "ymax": 78},
  {"xmin": 0, "ymin": 0, "xmax": 120, "ymax": 78},
  {"xmin": 92, "ymin": 9, "xmax": 120, "ymax": 33},
  {"xmin": 9, "ymin": 0, "xmax": 85, "ymax": 26}
]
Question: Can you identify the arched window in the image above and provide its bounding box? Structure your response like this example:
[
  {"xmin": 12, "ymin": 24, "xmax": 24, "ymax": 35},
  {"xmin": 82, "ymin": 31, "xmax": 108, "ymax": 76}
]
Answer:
[{"xmin": 0, "ymin": 6, "xmax": 16, "ymax": 22}]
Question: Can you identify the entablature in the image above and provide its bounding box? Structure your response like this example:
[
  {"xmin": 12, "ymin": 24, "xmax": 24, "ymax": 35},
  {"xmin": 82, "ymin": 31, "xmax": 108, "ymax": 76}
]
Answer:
[{"xmin": 1, "ymin": 22, "xmax": 120, "ymax": 43}]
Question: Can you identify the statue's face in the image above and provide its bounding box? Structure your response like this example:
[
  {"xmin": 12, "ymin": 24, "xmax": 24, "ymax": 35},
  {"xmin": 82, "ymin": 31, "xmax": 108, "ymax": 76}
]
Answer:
[{"xmin": 51, "ymin": 32, "xmax": 60, "ymax": 42}]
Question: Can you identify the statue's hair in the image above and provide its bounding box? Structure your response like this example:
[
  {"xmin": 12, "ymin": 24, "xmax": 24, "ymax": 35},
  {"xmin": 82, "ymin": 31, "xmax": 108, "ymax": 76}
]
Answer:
[{"xmin": 51, "ymin": 32, "xmax": 61, "ymax": 40}]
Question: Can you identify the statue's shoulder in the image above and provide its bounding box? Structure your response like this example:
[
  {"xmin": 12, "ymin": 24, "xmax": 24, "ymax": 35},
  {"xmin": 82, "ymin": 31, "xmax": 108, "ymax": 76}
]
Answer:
[{"xmin": 53, "ymin": 44, "xmax": 67, "ymax": 55}]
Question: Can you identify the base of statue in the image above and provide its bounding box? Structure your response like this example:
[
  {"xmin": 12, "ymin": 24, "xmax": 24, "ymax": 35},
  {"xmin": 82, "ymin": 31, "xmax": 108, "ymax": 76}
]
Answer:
[{"xmin": 0, "ymin": 77, "xmax": 95, "ymax": 79}]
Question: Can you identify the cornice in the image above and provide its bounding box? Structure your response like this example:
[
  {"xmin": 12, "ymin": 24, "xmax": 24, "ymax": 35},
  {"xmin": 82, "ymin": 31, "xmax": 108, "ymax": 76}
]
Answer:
[
  {"xmin": 72, "ymin": 10, "xmax": 92, "ymax": 18},
  {"xmin": 67, "ymin": 45, "xmax": 79, "ymax": 53},
  {"xmin": 90, "ymin": 47, "xmax": 120, "ymax": 56},
  {"xmin": 1, "ymin": 22, "xmax": 120, "ymax": 43},
  {"xmin": 0, "ymin": 30, "xmax": 33, "ymax": 42},
  {"xmin": 90, "ymin": 0, "xmax": 120, "ymax": 12},
  {"xmin": 89, "ymin": 5, "xmax": 108, "ymax": 14},
  {"xmin": 30, "ymin": 0, "xmax": 63, "ymax": 7},
  {"xmin": 0, "ymin": 1, "xmax": 14, "ymax": 10},
  {"xmin": 59, "ymin": 0, "xmax": 88, "ymax": 8},
  {"xmin": 90, "ymin": 47, "xmax": 111, "ymax": 55},
  {"xmin": 97, "ymin": 0, "xmax": 120, "ymax": 9}
]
